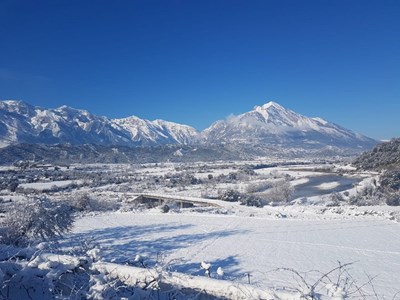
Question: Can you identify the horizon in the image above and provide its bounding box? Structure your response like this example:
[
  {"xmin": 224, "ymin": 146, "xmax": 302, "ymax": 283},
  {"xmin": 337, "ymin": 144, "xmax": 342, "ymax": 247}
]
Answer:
[{"xmin": 1, "ymin": 1, "xmax": 399, "ymax": 140}]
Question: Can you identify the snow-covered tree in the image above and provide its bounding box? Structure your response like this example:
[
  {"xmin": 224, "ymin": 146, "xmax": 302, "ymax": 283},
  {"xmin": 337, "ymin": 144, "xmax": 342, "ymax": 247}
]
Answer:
[{"xmin": 1, "ymin": 197, "xmax": 74, "ymax": 246}]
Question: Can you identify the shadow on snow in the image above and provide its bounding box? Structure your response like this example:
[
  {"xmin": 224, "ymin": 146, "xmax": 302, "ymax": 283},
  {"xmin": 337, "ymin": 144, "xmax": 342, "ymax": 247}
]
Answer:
[{"xmin": 59, "ymin": 222, "xmax": 248, "ymax": 279}]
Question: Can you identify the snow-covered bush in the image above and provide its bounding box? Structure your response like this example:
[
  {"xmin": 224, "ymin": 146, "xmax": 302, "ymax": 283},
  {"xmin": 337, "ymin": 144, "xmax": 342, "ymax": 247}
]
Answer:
[
  {"xmin": 74, "ymin": 193, "xmax": 91, "ymax": 210},
  {"xmin": 245, "ymin": 181, "xmax": 273, "ymax": 193},
  {"xmin": 352, "ymin": 169, "xmax": 400, "ymax": 206},
  {"xmin": 348, "ymin": 183, "xmax": 384, "ymax": 206},
  {"xmin": 0, "ymin": 251, "xmax": 93, "ymax": 299},
  {"xmin": 218, "ymin": 189, "xmax": 241, "ymax": 202},
  {"xmin": 273, "ymin": 261, "xmax": 378, "ymax": 300},
  {"xmin": 217, "ymin": 189, "xmax": 264, "ymax": 207},
  {"xmin": 71, "ymin": 193, "xmax": 120, "ymax": 212},
  {"xmin": 239, "ymin": 194, "xmax": 264, "ymax": 207},
  {"xmin": 348, "ymin": 194, "xmax": 381, "ymax": 206},
  {"xmin": 380, "ymin": 169, "xmax": 400, "ymax": 193},
  {"xmin": 1, "ymin": 197, "xmax": 74, "ymax": 246},
  {"xmin": 264, "ymin": 179, "xmax": 294, "ymax": 203},
  {"xmin": 326, "ymin": 192, "xmax": 345, "ymax": 207},
  {"xmin": 164, "ymin": 172, "xmax": 202, "ymax": 188}
]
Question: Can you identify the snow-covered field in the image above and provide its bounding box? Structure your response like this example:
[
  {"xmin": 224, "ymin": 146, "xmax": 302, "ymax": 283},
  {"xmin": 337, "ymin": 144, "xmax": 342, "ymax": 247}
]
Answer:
[
  {"xmin": 2, "ymin": 161, "xmax": 398, "ymax": 299},
  {"xmin": 18, "ymin": 180, "xmax": 84, "ymax": 191},
  {"xmin": 61, "ymin": 206, "xmax": 400, "ymax": 298}
]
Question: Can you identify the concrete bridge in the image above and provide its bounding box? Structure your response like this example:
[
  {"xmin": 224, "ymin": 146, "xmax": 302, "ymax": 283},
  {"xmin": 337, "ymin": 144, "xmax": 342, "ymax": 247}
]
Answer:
[{"xmin": 132, "ymin": 193, "xmax": 224, "ymax": 208}]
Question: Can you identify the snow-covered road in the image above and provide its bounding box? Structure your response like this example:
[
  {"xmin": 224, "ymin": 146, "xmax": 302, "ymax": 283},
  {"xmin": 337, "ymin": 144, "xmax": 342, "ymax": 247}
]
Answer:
[{"xmin": 64, "ymin": 211, "xmax": 400, "ymax": 298}]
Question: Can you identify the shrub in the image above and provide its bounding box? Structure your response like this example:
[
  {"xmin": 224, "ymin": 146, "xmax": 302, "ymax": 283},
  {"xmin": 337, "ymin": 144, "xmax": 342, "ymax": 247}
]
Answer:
[
  {"xmin": 386, "ymin": 193, "xmax": 400, "ymax": 206},
  {"xmin": 326, "ymin": 193, "xmax": 344, "ymax": 207},
  {"xmin": 217, "ymin": 189, "xmax": 265, "ymax": 207},
  {"xmin": 348, "ymin": 193, "xmax": 383, "ymax": 206},
  {"xmin": 239, "ymin": 195, "xmax": 264, "ymax": 207},
  {"xmin": 264, "ymin": 179, "xmax": 294, "ymax": 203},
  {"xmin": 71, "ymin": 194, "xmax": 119, "ymax": 212},
  {"xmin": 246, "ymin": 181, "xmax": 273, "ymax": 193},
  {"xmin": 1, "ymin": 197, "xmax": 74, "ymax": 246},
  {"xmin": 359, "ymin": 184, "xmax": 375, "ymax": 197},
  {"xmin": 218, "ymin": 189, "xmax": 241, "ymax": 202},
  {"xmin": 380, "ymin": 169, "xmax": 400, "ymax": 192},
  {"xmin": 73, "ymin": 193, "xmax": 91, "ymax": 211}
]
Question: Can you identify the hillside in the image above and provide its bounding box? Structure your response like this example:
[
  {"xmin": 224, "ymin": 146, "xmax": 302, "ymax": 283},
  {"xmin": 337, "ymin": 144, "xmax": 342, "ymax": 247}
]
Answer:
[{"xmin": 353, "ymin": 138, "xmax": 400, "ymax": 170}]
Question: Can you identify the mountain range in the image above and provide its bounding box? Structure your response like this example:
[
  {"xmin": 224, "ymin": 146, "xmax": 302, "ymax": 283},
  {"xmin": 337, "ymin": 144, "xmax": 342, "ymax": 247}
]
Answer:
[
  {"xmin": 0, "ymin": 100, "xmax": 198, "ymax": 147},
  {"xmin": 0, "ymin": 100, "xmax": 377, "ymax": 152}
]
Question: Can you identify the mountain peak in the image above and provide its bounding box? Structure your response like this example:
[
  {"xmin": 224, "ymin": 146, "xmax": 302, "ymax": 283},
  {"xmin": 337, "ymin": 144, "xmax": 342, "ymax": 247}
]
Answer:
[
  {"xmin": 0, "ymin": 99, "xmax": 36, "ymax": 116},
  {"xmin": 262, "ymin": 101, "xmax": 284, "ymax": 109},
  {"xmin": 55, "ymin": 104, "xmax": 92, "ymax": 117},
  {"xmin": 204, "ymin": 100, "xmax": 377, "ymax": 150},
  {"xmin": 0, "ymin": 99, "xmax": 32, "ymax": 108},
  {"xmin": 254, "ymin": 101, "xmax": 285, "ymax": 112},
  {"xmin": 2, "ymin": 99, "xmax": 24, "ymax": 105}
]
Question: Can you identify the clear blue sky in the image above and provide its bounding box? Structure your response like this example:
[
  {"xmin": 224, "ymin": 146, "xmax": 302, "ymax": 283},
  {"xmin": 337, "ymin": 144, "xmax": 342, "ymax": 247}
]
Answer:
[{"xmin": 0, "ymin": 0, "xmax": 399, "ymax": 140}]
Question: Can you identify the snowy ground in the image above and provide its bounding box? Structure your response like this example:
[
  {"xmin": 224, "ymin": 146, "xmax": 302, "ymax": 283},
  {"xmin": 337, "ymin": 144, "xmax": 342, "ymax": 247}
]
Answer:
[
  {"xmin": 18, "ymin": 179, "xmax": 85, "ymax": 191},
  {"xmin": 61, "ymin": 207, "xmax": 400, "ymax": 298},
  {"xmin": 2, "ymin": 160, "xmax": 396, "ymax": 298}
]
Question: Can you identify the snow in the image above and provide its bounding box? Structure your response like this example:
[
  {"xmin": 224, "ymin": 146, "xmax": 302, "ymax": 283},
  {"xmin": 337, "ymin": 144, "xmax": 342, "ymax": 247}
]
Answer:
[
  {"xmin": 61, "ymin": 209, "xmax": 400, "ymax": 298},
  {"xmin": 200, "ymin": 261, "xmax": 211, "ymax": 270},
  {"xmin": 92, "ymin": 259, "xmax": 276, "ymax": 299},
  {"xmin": 0, "ymin": 100, "xmax": 199, "ymax": 146},
  {"xmin": 2, "ymin": 160, "xmax": 398, "ymax": 298},
  {"xmin": 290, "ymin": 177, "xmax": 310, "ymax": 186},
  {"xmin": 315, "ymin": 181, "xmax": 340, "ymax": 190},
  {"xmin": 19, "ymin": 179, "xmax": 83, "ymax": 190},
  {"xmin": 312, "ymin": 117, "xmax": 328, "ymax": 125},
  {"xmin": 113, "ymin": 115, "xmax": 198, "ymax": 145},
  {"xmin": 203, "ymin": 100, "xmax": 376, "ymax": 149},
  {"xmin": 173, "ymin": 149, "xmax": 183, "ymax": 156}
]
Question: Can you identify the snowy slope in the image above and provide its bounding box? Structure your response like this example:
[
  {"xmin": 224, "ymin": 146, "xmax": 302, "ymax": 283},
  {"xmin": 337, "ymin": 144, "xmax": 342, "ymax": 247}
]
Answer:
[
  {"xmin": 0, "ymin": 100, "xmax": 199, "ymax": 146},
  {"xmin": 113, "ymin": 116, "xmax": 198, "ymax": 145},
  {"xmin": 203, "ymin": 101, "xmax": 376, "ymax": 149}
]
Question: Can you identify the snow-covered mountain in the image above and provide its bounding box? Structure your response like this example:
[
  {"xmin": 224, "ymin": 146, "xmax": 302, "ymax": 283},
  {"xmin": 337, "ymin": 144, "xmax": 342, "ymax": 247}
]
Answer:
[
  {"xmin": 114, "ymin": 117, "xmax": 198, "ymax": 146},
  {"xmin": 0, "ymin": 100, "xmax": 198, "ymax": 146},
  {"xmin": 203, "ymin": 101, "xmax": 376, "ymax": 149},
  {"xmin": 0, "ymin": 100, "xmax": 377, "ymax": 151}
]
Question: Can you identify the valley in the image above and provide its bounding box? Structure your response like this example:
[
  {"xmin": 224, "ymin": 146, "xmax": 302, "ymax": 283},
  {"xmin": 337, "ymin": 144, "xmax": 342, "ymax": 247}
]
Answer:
[
  {"xmin": 0, "ymin": 100, "xmax": 398, "ymax": 299},
  {"xmin": 1, "ymin": 156, "xmax": 399, "ymax": 299}
]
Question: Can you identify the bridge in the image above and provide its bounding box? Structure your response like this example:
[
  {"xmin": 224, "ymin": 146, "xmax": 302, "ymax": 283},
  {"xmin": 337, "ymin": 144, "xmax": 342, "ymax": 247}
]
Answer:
[{"xmin": 132, "ymin": 193, "xmax": 225, "ymax": 208}]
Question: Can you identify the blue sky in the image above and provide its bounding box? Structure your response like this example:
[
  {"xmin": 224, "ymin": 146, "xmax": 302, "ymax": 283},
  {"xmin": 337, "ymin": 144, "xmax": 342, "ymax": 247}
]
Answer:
[{"xmin": 0, "ymin": 0, "xmax": 399, "ymax": 140}]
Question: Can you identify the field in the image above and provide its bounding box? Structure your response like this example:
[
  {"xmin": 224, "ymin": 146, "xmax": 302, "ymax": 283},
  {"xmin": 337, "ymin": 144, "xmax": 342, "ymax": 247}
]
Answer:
[
  {"xmin": 64, "ymin": 208, "xmax": 400, "ymax": 298},
  {"xmin": 1, "ymin": 160, "xmax": 399, "ymax": 299}
]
